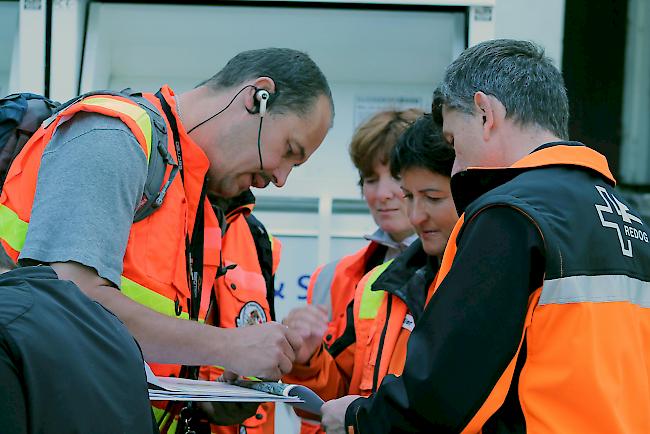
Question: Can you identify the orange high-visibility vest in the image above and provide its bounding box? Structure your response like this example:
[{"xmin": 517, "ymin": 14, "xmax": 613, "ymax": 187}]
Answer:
[
  {"xmin": 293, "ymin": 246, "xmax": 435, "ymax": 434},
  {"xmin": 307, "ymin": 242, "xmax": 383, "ymax": 348},
  {"xmin": 285, "ymin": 243, "xmax": 380, "ymax": 434},
  {"xmin": 348, "ymin": 261, "xmax": 417, "ymax": 396},
  {"xmin": 429, "ymin": 145, "xmax": 650, "ymax": 434},
  {"xmin": 204, "ymin": 200, "xmax": 281, "ymax": 434},
  {"xmin": 0, "ymin": 86, "xmax": 222, "ymax": 430},
  {"xmin": 289, "ymin": 242, "xmax": 382, "ymax": 434}
]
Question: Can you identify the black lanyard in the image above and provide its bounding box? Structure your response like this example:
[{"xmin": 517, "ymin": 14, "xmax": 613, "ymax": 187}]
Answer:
[{"xmin": 155, "ymin": 91, "xmax": 205, "ymax": 322}]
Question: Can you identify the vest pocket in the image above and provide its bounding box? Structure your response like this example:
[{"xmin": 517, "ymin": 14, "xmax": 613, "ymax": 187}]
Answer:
[
  {"xmin": 358, "ymin": 322, "xmax": 379, "ymax": 392},
  {"xmin": 140, "ymin": 198, "xmax": 184, "ymax": 285},
  {"xmin": 216, "ymin": 263, "xmax": 270, "ymax": 328}
]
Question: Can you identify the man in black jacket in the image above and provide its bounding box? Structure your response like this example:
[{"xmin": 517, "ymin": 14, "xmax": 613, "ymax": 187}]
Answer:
[{"xmin": 322, "ymin": 39, "xmax": 650, "ymax": 434}]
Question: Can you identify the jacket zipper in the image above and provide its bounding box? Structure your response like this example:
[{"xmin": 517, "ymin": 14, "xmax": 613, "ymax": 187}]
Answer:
[{"xmin": 372, "ymin": 295, "xmax": 392, "ymax": 393}]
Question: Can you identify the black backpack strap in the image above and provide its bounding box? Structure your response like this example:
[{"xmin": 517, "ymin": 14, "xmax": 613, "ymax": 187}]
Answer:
[
  {"xmin": 245, "ymin": 213, "xmax": 276, "ymax": 321},
  {"xmin": 123, "ymin": 90, "xmax": 178, "ymax": 222}
]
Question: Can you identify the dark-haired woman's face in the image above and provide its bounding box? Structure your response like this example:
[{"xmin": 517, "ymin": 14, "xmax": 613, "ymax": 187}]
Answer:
[{"xmin": 400, "ymin": 167, "xmax": 458, "ymax": 258}]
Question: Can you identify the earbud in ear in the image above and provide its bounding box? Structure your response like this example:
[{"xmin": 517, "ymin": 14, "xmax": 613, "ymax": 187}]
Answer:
[{"xmin": 256, "ymin": 89, "xmax": 270, "ymax": 118}]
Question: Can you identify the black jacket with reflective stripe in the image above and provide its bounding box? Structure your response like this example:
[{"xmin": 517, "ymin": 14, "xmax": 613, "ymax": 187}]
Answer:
[
  {"xmin": 458, "ymin": 143, "xmax": 650, "ymax": 284},
  {"xmin": 346, "ymin": 142, "xmax": 650, "ymax": 433}
]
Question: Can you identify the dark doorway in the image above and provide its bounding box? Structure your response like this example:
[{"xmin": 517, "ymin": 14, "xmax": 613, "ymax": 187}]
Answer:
[{"xmin": 561, "ymin": 0, "xmax": 629, "ymax": 177}]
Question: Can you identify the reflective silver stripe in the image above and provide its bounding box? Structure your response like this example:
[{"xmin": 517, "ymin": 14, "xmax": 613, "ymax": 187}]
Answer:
[
  {"xmin": 311, "ymin": 259, "xmax": 341, "ymax": 320},
  {"xmin": 540, "ymin": 274, "xmax": 650, "ymax": 308}
]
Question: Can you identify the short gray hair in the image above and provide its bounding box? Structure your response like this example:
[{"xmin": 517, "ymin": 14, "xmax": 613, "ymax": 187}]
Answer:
[
  {"xmin": 201, "ymin": 48, "xmax": 334, "ymax": 120},
  {"xmin": 433, "ymin": 39, "xmax": 569, "ymax": 139}
]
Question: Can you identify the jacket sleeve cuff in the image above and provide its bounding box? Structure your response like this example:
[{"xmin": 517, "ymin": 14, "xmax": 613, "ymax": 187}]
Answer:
[
  {"xmin": 344, "ymin": 396, "xmax": 365, "ymax": 433},
  {"xmin": 287, "ymin": 345, "xmax": 325, "ymax": 379}
]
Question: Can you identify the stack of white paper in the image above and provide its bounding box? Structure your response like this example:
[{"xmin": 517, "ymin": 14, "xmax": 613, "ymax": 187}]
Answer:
[{"xmin": 146, "ymin": 363, "xmax": 302, "ymax": 404}]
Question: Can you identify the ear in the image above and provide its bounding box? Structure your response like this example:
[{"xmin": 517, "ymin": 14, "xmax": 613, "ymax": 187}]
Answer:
[
  {"xmin": 473, "ymin": 92, "xmax": 503, "ymax": 141},
  {"xmin": 253, "ymin": 76, "xmax": 276, "ymax": 94},
  {"xmin": 245, "ymin": 76, "xmax": 276, "ymax": 114}
]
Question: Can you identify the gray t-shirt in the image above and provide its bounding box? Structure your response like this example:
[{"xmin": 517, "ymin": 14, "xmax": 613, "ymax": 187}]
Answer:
[{"xmin": 19, "ymin": 112, "xmax": 148, "ymax": 287}]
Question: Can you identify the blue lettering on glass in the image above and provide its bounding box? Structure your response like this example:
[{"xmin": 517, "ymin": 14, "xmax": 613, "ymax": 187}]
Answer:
[
  {"xmin": 275, "ymin": 282, "xmax": 285, "ymax": 299},
  {"xmin": 298, "ymin": 274, "xmax": 310, "ymax": 290},
  {"xmin": 297, "ymin": 274, "xmax": 310, "ymax": 301}
]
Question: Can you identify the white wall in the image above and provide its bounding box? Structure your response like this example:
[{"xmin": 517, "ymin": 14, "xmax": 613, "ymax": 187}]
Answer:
[{"xmin": 494, "ymin": 0, "xmax": 566, "ymax": 67}]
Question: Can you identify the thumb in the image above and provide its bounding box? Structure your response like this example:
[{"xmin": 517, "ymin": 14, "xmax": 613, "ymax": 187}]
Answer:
[{"xmin": 219, "ymin": 370, "xmax": 239, "ymax": 383}]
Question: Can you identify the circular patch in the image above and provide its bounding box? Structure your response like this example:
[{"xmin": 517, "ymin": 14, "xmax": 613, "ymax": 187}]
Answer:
[
  {"xmin": 239, "ymin": 426, "xmax": 247, "ymax": 434},
  {"xmin": 236, "ymin": 301, "xmax": 267, "ymax": 327}
]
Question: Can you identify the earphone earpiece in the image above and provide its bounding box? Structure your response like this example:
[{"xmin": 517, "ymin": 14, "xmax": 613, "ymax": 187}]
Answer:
[
  {"xmin": 252, "ymin": 88, "xmax": 273, "ymax": 171},
  {"xmin": 255, "ymin": 89, "xmax": 270, "ymax": 117},
  {"xmin": 248, "ymin": 88, "xmax": 275, "ymax": 117}
]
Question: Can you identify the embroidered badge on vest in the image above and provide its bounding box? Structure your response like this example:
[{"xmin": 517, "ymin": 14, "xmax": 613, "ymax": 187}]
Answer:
[{"xmin": 236, "ymin": 301, "xmax": 267, "ymax": 327}]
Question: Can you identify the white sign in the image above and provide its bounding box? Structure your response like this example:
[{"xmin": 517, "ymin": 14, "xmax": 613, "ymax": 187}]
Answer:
[{"xmin": 354, "ymin": 95, "xmax": 426, "ymax": 129}]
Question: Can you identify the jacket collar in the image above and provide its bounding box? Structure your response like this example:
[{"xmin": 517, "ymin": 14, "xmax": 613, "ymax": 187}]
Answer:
[
  {"xmin": 451, "ymin": 142, "xmax": 616, "ymax": 215},
  {"xmin": 370, "ymin": 239, "xmax": 438, "ymax": 323},
  {"xmin": 364, "ymin": 228, "xmax": 417, "ymax": 252},
  {"xmin": 209, "ymin": 189, "xmax": 256, "ymax": 228}
]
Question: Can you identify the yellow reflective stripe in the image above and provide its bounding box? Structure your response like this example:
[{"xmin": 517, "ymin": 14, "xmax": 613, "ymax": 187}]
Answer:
[
  {"xmin": 82, "ymin": 97, "xmax": 152, "ymax": 162},
  {"xmin": 359, "ymin": 260, "xmax": 393, "ymax": 319},
  {"xmin": 0, "ymin": 204, "xmax": 28, "ymax": 252},
  {"xmin": 121, "ymin": 276, "xmax": 207, "ymax": 322},
  {"xmin": 152, "ymin": 407, "xmax": 178, "ymax": 433}
]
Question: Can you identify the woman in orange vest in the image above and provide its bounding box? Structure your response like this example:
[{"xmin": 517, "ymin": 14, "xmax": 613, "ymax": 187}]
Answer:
[
  {"xmin": 304, "ymin": 109, "xmax": 425, "ymax": 336},
  {"xmin": 282, "ymin": 109, "xmax": 422, "ymax": 433},
  {"xmin": 286, "ymin": 115, "xmax": 458, "ymax": 433},
  {"xmin": 285, "ymin": 109, "xmax": 422, "ymax": 434}
]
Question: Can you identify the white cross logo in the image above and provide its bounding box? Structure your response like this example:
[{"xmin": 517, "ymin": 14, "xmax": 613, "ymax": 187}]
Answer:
[{"xmin": 594, "ymin": 186, "xmax": 644, "ymax": 257}]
